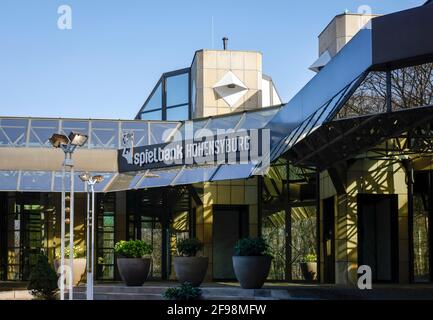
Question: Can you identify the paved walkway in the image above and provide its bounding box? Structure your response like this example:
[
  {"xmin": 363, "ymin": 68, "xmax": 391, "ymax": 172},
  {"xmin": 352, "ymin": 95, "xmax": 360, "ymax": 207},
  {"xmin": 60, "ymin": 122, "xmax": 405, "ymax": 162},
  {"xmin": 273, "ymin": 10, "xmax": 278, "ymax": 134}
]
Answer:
[{"xmin": 1, "ymin": 281, "xmax": 433, "ymax": 300}]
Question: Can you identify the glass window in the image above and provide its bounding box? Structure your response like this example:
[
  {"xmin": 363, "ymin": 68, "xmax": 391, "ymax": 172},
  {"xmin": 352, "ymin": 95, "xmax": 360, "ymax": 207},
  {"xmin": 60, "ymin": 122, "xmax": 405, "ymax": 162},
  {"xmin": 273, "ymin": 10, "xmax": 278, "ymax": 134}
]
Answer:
[
  {"xmin": 166, "ymin": 73, "xmax": 189, "ymax": 107},
  {"xmin": 53, "ymin": 171, "xmax": 86, "ymax": 192},
  {"xmin": 0, "ymin": 118, "xmax": 28, "ymax": 147},
  {"xmin": 28, "ymin": 120, "xmax": 59, "ymax": 147},
  {"xmin": 391, "ymin": 62, "xmax": 433, "ymax": 111},
  {"xmin": 143, "ymin": 82, "xmax": 162, "ymax": 111},
  {"xmin": 167, "ymin": 105, "xmax": 189, "ymax": 121},
  {"xmin": 290, "ymin": 205, "xmax": 318, "ymax": 281},
  {"xmin": 0, "ymin": 171, "xmax": 19, "ymax": 190},
  {"xmin": 336, "ymin": 72, "xmax": 387, "ymax": 119},
  {"xmin": 90, "ymin": 121, "xmax": 119, "ymax": 149},
  {"xmin": 61, "ymin": 120, "xmax": 89, "ymax": 137},
  {"xmin": 121, "ymin": 122, "xmax": 148, "ymax": 147},
  {"xmin": 20, "ymin": 171, "xmax": 52, "ymax": 191},
  {"xmin": 141, "ymin": 110, "xmax": 162, "ymax": 121}
]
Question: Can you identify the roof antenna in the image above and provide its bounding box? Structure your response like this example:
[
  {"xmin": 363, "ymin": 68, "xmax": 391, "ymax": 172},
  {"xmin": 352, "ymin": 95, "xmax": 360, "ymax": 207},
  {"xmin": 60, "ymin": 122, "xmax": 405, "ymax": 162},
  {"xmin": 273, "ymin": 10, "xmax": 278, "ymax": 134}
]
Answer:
[{"xmin": 222, "ymin": 37, "xmax": 228, "ymax": 50}]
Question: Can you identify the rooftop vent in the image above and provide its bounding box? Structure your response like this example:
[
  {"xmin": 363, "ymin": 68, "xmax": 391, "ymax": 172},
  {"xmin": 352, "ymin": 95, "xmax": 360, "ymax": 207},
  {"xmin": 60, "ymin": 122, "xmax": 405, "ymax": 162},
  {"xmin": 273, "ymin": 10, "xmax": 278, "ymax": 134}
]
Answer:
[{"xmin": 222, "ymin": 37, "xmax": 228, "ymax": 50}]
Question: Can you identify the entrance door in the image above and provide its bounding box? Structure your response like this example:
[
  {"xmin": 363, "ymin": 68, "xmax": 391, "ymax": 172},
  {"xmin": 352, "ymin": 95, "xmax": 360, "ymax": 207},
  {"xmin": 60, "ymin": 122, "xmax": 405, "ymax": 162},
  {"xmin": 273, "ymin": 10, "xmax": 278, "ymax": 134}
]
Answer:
[
  {"xmin": 358, "ymin": 194, "xmax": 398, "ymax": 282},
  {"xmin": 323, "ymin": 197, "xmax": 335, "ymax": 283},
  {"xmin": 213, "ymin": 206, "xmax": 248, "ymax": 280}
]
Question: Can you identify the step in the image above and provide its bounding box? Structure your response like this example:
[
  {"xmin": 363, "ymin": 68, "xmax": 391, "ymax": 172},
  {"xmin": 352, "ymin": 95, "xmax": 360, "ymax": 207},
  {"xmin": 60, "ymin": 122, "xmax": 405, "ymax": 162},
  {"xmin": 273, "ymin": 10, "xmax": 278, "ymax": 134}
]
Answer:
[{"xmin": 69, "ymin": 285, "xmax": 291, "ymax": 300}]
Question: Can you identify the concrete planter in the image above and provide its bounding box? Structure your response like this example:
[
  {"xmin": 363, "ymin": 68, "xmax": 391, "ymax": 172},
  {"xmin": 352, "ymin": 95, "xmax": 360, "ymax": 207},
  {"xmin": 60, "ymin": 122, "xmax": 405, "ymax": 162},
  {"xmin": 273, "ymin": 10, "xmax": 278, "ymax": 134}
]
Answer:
[
  {"xmin": 173, "ymin": 256, "xmax": 208, "ymax": 287},
  {"xmin": 232, "ymin": 256, "xmax": 271, "ymax": 289},
  {"xmin": 300, "ymin": 262, "xmax": 317, "ymax": 281},
  {"xmin": 117, "ymin": 258, "xmax": 151, "ymax": 286},
  {"xmin": 54, "ymin": 258, "xmax": 86, "ymax": 286}
]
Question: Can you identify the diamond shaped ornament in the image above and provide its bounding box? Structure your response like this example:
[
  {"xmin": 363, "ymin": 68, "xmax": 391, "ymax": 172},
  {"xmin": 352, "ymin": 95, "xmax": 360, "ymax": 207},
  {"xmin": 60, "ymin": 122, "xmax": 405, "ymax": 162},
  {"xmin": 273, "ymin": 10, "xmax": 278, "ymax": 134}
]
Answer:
[{"xmin": 213, "ymin": 71, "xmax": 248, "ymax": 108}]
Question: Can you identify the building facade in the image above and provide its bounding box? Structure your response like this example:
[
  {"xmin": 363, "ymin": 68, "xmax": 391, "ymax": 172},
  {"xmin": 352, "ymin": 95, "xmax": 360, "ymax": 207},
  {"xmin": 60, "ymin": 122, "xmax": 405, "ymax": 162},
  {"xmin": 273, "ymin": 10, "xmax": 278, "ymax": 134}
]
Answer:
[{"xmin": 1, "ymin": 2, "xmax": 433, "ymax": 286}]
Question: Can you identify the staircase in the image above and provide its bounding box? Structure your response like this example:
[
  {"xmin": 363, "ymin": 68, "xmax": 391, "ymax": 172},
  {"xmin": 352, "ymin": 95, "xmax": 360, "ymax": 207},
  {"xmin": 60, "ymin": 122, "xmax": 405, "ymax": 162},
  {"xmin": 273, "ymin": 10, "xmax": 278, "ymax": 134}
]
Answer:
[{"xmin": 68, "ymin": 284, "xmax": 291, "ymax": 300}]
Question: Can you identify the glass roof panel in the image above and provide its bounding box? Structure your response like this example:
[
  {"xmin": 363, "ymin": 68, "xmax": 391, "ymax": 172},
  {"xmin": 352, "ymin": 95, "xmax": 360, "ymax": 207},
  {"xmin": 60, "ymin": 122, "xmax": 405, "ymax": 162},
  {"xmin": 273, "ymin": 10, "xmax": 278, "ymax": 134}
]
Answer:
[
  {"xmin": 0, "ymin": 171, "xmax": 19, "ymax": 190},
  {"xmin": 104, "ymin": 172, "xmax": 138, "ymax": 192},
  {"xmin": 173, "ymin": 166, "xmax": 218, "ymax": 186},
  {"xmin": 173, "ymin": 119, "xmax": 210, "ymax": 142},
  {"xmin": 206, "ymin": 113, "xmax": 243, "ymax": 133},
  {"xmin": 53, "ymin": 171, "xmax": 86, "ymax": 192},
  {"xmin": 211, "ymin": 163, "xmax": 254, "ymax": 182},
  {"xmin": 237, "ymin": 108, "xmax": 280, "ymax": 130},
  {"xmin": 0, "ymin": 118, "xmax": 28, "ymax": 147},
  {"xmin": 265, "ymin": 30, "xmax": 372, "ymax": 149},
  {"xmin": 149, "ymin": 122, "xmax": 180, "ymax": 144},
  {"xmin": 137, "ymin": 168, "xmax": 181, "ymax": 188},
  {"xmin": 90, "ymin": 172, "xmax": 116, "ymax": 192},
  {"xmin": 20, "ymin": 171, "xmax": 52, "ymax": 191}
]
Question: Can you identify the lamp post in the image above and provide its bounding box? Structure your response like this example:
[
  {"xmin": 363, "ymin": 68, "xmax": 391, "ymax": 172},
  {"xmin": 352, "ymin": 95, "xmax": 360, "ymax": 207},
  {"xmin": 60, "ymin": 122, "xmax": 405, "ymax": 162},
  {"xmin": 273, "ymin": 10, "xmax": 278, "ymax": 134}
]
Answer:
[
  {"xmin": 49, "ymin": 132, "xmax": 88, "ymax": 301},
  {"xmin": 79, "ymin": 172, "xmax": 104, "ymax": 300}
]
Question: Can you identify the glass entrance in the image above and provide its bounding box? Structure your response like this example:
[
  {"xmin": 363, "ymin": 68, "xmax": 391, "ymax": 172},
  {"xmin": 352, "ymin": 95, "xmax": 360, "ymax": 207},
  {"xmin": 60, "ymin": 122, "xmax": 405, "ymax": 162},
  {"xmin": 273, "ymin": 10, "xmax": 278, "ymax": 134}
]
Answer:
[
  {"xmin": 260, "ymin": 161, "xmax": 319, "ymax": 282},
  {"xmin": 0, "ymin": 193, "xmax": 54, "ymax": 281},
  {"xmin": 127, "ymin": 186, "xmax": 196, "ymax": 280}
]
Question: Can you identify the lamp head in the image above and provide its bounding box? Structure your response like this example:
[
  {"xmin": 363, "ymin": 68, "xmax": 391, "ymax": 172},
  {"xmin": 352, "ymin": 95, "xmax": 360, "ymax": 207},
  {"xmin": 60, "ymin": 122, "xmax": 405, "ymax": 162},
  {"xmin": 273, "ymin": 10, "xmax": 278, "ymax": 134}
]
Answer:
[
  {"xmin": 79, "ymin": 172, "xmax": 91, "ymax": 182},
  {"xmin": 93, "ymin": 175, "xmax": 104, "ymax": 184},
  {"xmin": 49, "ymin": 134, "xmax": 69, "ymax": 148},
  {"xmin": 69, "ymin": 132, "xmax": 88, "ymax": 146}
]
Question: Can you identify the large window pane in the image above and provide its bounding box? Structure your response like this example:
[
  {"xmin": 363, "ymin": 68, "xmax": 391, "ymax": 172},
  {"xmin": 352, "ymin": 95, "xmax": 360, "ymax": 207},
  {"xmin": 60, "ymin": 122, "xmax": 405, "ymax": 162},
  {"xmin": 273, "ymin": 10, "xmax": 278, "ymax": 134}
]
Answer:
[
  {"xmin": 143, "ymin": 82, "xmax": 162, "ymax": 111},
  {"xmin": 166, "ymin": 73, "xmax": 189, "ymax": 107},
  {"xmin": 167, "ymin": 105, "xmax": 189, "ymax": 121},
  {"xmin": 29, "ymin": 120, "xmax": 59, "ymax": 147},
  {"xmin": 291, "ymin": 206, "xmax": 317, "ymax": 281},
  {"xmin": 20, "ymin": 171, "xmax": 52, "ymax": 191},
  {"xmin": 0, "ymin": 171, "xmax": 19, "ymax": 190},
  {"xmin": 61, "ymin": 120, "xmax": 89, "ymax": 137},
  {"xmin": 262, "ymin": 210, "xmax": 286, "ymax": 280},
  {"xmin": 141, "ymin": 110, "xmax": 162, "ymax": 121},
  {"xmin": 391, "ymin": 62, "xmax": 433, "ymax": 111},
  {"xmin": 0, "ymin": 118, "xmax": 28, "ymax": 147},
  {"xmin": 90, "ymin": 121, "xmax": 118, "ymax": 149},
  {"xmin": 121, "ymin": 122, "xmax": 148, "ymax": 147},
  {"xmin": 336, "ymin": 72, "xmax": 387, "ymax": 119}
]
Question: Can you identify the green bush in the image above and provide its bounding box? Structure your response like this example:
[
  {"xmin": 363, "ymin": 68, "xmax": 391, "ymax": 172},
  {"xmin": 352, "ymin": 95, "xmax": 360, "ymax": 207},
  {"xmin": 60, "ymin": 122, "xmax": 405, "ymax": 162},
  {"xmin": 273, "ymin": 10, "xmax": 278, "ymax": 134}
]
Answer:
[
  {"xmin": 27, "ymin": 253, "xmax": 58, "ymax": 300},
  {"xmin": 114, "ymin": 240, "xmax": 153, "ymax": 258},
  {"xmin": 234, "ymin": 237, "xmax": 271, "ymax": 256},
  {"xmin": 163, "ymin": 282, "xmax": 202, "ymax": 300},
  {"xmin": 303, "ymin": 253, "xmax": 317, "ymax": 262},
  {"xmin": 176, "ymin": 238, "xmax": 204, "ymax": 257},
  {"xmin": 56, "ymin": 245, "xmax": 85, "ymax": 259}
]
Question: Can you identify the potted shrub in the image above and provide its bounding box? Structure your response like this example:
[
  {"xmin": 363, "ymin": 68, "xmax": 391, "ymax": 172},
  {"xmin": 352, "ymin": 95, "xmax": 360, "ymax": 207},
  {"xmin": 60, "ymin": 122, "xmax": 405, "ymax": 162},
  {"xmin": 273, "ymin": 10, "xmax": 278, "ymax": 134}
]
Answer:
[
  {"xmin": 173, "ymin": 238, "xmax": 208, "ymax": 287},
  {"xmin": 232, "ymin": 237, "xmax": 272, "ymax": 289},
  {"xmin": 28, "ymin": 253, "xmax": 58, "ymax": 300},
  {"xmin": 115, "ymin": 240, "xmax": 153, "ymax": 286},
  {"xmin": 54, "ymin": 245, "xmax": 86, "ymax": 286},
  {"xmin": 163, "ymin": 282, "xmax": 202, "ymax": 301},
  {"xmin": 300, "ymin": 253, "xmax": 317, "ymax": 281}
]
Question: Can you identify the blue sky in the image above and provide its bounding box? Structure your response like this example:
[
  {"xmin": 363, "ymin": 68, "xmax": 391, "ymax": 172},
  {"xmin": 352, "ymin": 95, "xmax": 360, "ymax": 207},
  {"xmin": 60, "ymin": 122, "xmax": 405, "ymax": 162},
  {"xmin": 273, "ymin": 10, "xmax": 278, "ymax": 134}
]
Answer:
[{"xmin": 0, "ymin": 0, "xmax": 425, "ymax": 119}]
